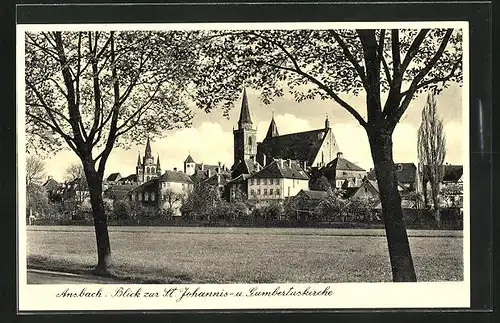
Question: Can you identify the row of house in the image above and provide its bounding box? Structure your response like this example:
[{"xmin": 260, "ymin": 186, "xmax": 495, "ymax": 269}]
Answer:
[{"xmin": 42, "ymin": 89, "xmax": 464, "ymax": 218}]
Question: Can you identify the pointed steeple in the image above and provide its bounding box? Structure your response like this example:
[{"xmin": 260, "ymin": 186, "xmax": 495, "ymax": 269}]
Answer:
[
  {"xmin": 156, "ymin": 155, "xmax": 161, "ymax": 168},
  {"xmin": 325, "ymin": 114, "xmax": 330, "ymax": 129},
  {"xmin": 265, "ymin": 113, "xmax": 279, "ymax": 138},
  {"xmin": 145, "ymin": 136, "xmax": 152, "ymax": 158},
  {"xmin": 238, "ymin": 88, "xmax": 253, "ymax": 129},
  {"xmin": 137, "ymin": 153, "xmax": 141, "ymax": 167}
]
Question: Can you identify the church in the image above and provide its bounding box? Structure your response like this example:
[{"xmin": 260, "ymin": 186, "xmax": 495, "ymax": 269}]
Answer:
[
  {"xmin": 231, "ymin": 88, "xmax": 340, "ymax": 175},
  {"xmin": 227, "ymin": 88, "xmax": 345, "ymax": 201}
]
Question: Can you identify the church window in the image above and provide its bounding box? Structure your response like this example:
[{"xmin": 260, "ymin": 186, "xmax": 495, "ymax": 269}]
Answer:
[
  {"xmin": 249, "ymin": 136, "xmax": 253, "ymax": 146},
  {"xmin": 269, "ymin": 188, "xmax": 273, "ymax": 195}
]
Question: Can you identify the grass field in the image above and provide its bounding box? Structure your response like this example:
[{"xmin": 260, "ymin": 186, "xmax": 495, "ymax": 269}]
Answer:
[{"xmin": 26, "ymin": 226, "xmax": 463, "ymax": 284}]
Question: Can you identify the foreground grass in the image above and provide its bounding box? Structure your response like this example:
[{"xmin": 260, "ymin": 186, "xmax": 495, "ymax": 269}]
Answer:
[{"xmin": 27, "ymin": 226, "xmax": 463, "ymax": 284}]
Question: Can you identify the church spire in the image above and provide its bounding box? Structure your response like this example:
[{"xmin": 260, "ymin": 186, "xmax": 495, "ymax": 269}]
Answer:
[
  {"xmin": 137, "ymin": 153, "xmax": 141, "ymax": 167},
  {"xmin": 238, "ymin": 88, "xmax": 253, "ymax": 129},
  {"xmin": 325, "ymin": 114, "xmax": 330, "ymax": 129},
  {"xmin": 156, "ymin": 155, "xmax": 161, "ymax": 168},
  {"xmin": 145, "ymin": 136, "xmax": 152, "ymax": 158},
  {"xmin": 266, "ymin": 113, "xmax": 279, "ymax": 138}
]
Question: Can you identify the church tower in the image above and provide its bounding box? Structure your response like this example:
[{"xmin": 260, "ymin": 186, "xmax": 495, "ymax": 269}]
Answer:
[
  {"xmin": 265, "ymin": 113, "xmax": 279, "ymax": 139},
  {"xmin": 136, "ymin": 137, "xmax": 159, "ymax": 184},
  {"xmin": 233, "ymin": 88, "xmax": 257, "ymax": 167}
]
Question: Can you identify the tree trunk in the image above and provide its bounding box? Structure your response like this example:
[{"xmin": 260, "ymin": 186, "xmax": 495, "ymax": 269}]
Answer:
[
  {"xmin": 422, "ymin": 179, "xmax": 429, "ymax": 208},
  {"xmin": 368, "ymin": 129, "xmax": 417, "ymax": 282},
  {"xmin": 83, "ymin": 163, "xmax": 113, "ymax": 275},
  {"xmin": 430, "ymin": 176, "xmax": 441, "ymax": 228}
]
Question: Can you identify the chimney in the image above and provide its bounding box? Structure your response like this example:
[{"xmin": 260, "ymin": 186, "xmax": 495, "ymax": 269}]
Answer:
[
  {"xmin": 287, "ymin": 159, "xmax": 292, "ymax": 167},
  {"xmin": 337, "ymin": 152, "xmax": 343, "ymax": 159},
  {"xmin": 218, "ymin": 161, "xmax": 222, "ymax": 168},
  {"xmin": 279, "ymin": 159, "xmax": 284, "ymax": 168},
  {"xmin": 263, "ymin": 154, "xmax": 267, "ymax": 166},
  {"xmin": 173, "ymin": 167, "xmax": 177, "ymax": 172},
  {"xmin": 302, "ymin": 161, "xmax": 307, "ymax": 170},
  {"xmin": 207, "ymin": 168, "xmax": 211, "ymax": 177},
  {"xmin": 47, "ymin": 175, "xmax": 52, "ymax": 181},
  {"xmin": 201, "ymin": 163, "xmax": 204, "ymax": 171}
]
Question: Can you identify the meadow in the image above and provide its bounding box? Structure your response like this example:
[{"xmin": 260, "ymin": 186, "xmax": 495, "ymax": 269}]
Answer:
[{"xmin": 26, "ymin": 226, "xmax": 463, "ymax": 283}]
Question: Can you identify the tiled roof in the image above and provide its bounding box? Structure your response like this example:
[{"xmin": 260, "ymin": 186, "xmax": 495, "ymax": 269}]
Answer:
[
  {"xmin": 184, "ymin": 155, "xmax": 195, "ymax": 163},
  {"xmin": 226, "ymin": 173, "xmax": 251, "ymax": 185},
  {"xmin": 104, "ymin": 184, "xmax": 137, "ymax": 199},
  {"xmin": 43, "ymin": 178, "xmax": 60, "ymax": 190},
  {"xmin": 325, "ymin": 156, "xmax": 366, "ymax": 172},
  {"xmin": 238, "ymin": 88, "xmax": 253, "ymax": 126},
  {"xmin": 160, "ymin": 170, "xmax": 194, "ymax": 184},
  {"xmin": 257, "ymin": 128, "xmax": 329, "ymax": 165},
  {"xmin": 203, "ymin": 173, "xmax": 232, "ymax": 186},
  {"xmin": 251, "ymin": 159, "xmax": 309, "ymax": 180},
  {"xmin": 106, "ymin": 172, "xmax": 121, "ymax": 182},
  {"xmin": 423, "ymin": 165, "xmax": 463, "ymax": 182},
  {"xmin": 120, "ymin": 174, "xmax": 137, "ymax": 182},
  {"xmin": 367, "ymin": 163, "xmax": 416, "ymax": 184}
]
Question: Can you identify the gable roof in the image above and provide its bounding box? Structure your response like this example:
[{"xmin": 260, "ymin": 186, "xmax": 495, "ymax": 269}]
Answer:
[
  {"xmin": 184, "ymin": 155, "xmax": 195, "ymax": 163},
  {"xmin": 231, "ymin": 159, "xmax": 262, "ymax": 177},
  {"xmin": 257, "ymin": 128, "xmax": 329, "ymax": 165},
  {"xmin": 104, "ymin": 184, "xmax": 137, "ymax": 199},
  {"xmin": 203, "ymin": 173, "xmax": 232, "ymax": 186},
  {"xmin": 423, "ymin": 165, "xmax": 463, "ymax": 183},
  {"xmin": 297, "ymin": 189, "xmax": 328, "ymax": 200},
  {"xmin": 251, "ymin": 159, "xmax": 309, "ymax": 180},
  {"xmin": 160, "ymin": 170, "xmax": 194, "ymax": 184},
  {"xmin": 367, "ymin": 163, "xmax": 416, "ymax": 184},
  {"xmin": 106, "ymin": 172, "xmax": 121, "ymax": 182},
  {"xmin": 325, "ymin": 156, "xmax": 365, "ymax": 172}
]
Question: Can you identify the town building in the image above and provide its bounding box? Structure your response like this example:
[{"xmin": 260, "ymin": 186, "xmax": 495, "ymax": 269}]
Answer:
[
  {"xmin": 247, "ymin": 159, "xmax": 309, "ymax": 202},
  {"xmin": 367, "ymin": 162, "xmax": 418, "ymax": 191}
]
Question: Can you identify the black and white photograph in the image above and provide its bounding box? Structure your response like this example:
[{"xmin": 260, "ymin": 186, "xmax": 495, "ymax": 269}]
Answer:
[{"xmin": 18, "ymin": 21, "xmax": 469, "ymax": 311}]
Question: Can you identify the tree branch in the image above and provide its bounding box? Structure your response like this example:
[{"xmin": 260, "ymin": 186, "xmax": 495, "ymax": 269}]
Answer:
[
  {"xmin": 388, "ymin": 29, "xmax": 454, "ymax": 130},
  {"xmin": 378, "ymin": 30, "xmax": 392, "ymax": 86},
  {"xmin": 257, "ymin": 59, "xmax": 367, "ymax": 128}
]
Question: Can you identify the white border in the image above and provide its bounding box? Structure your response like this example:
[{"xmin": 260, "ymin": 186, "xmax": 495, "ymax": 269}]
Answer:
[{"xmin": 17, "ymin": 21, "xmax": 470, "ymax": 311}]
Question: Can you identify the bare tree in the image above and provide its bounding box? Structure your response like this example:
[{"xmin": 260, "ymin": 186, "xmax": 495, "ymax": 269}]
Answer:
[
  {"xmin": 25, "ymin": 31, "xmax": 196, "ymax": 274},
  {"xmin": 26, "ymin": 155, "xmax": 45, "ymax": 187},
  {"xmin": 418, "ymin": 91, "xmax": 447, "ymax": 227}
]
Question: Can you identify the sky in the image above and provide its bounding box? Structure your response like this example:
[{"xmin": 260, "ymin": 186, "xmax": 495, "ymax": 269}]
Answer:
[{"xmin": 41, "ymin": 83, "xmax": 464, "ymax": 182}]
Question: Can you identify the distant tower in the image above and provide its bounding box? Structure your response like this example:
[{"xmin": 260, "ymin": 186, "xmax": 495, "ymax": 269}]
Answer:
[
  {"xmin": 184, "ymin": 153, "xmax": 196, "ymax": 176},
  {"xmin": 233, "ymin": 88, "xmax": 257, "ymax": 167},
  {"xmin": 156, "ymin": 155, "xmax": 162, "ymax": 176},
  {"xmin": 136, "ymin": 137, "xmax": 159, "ymax": 184},
  {"xmin": 325, "ymin": 114, "xmax": 330, "ymax": 129},
  {"xmin": 265, "ymin": 112, "xmax": 279, "ymax": 139}
]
